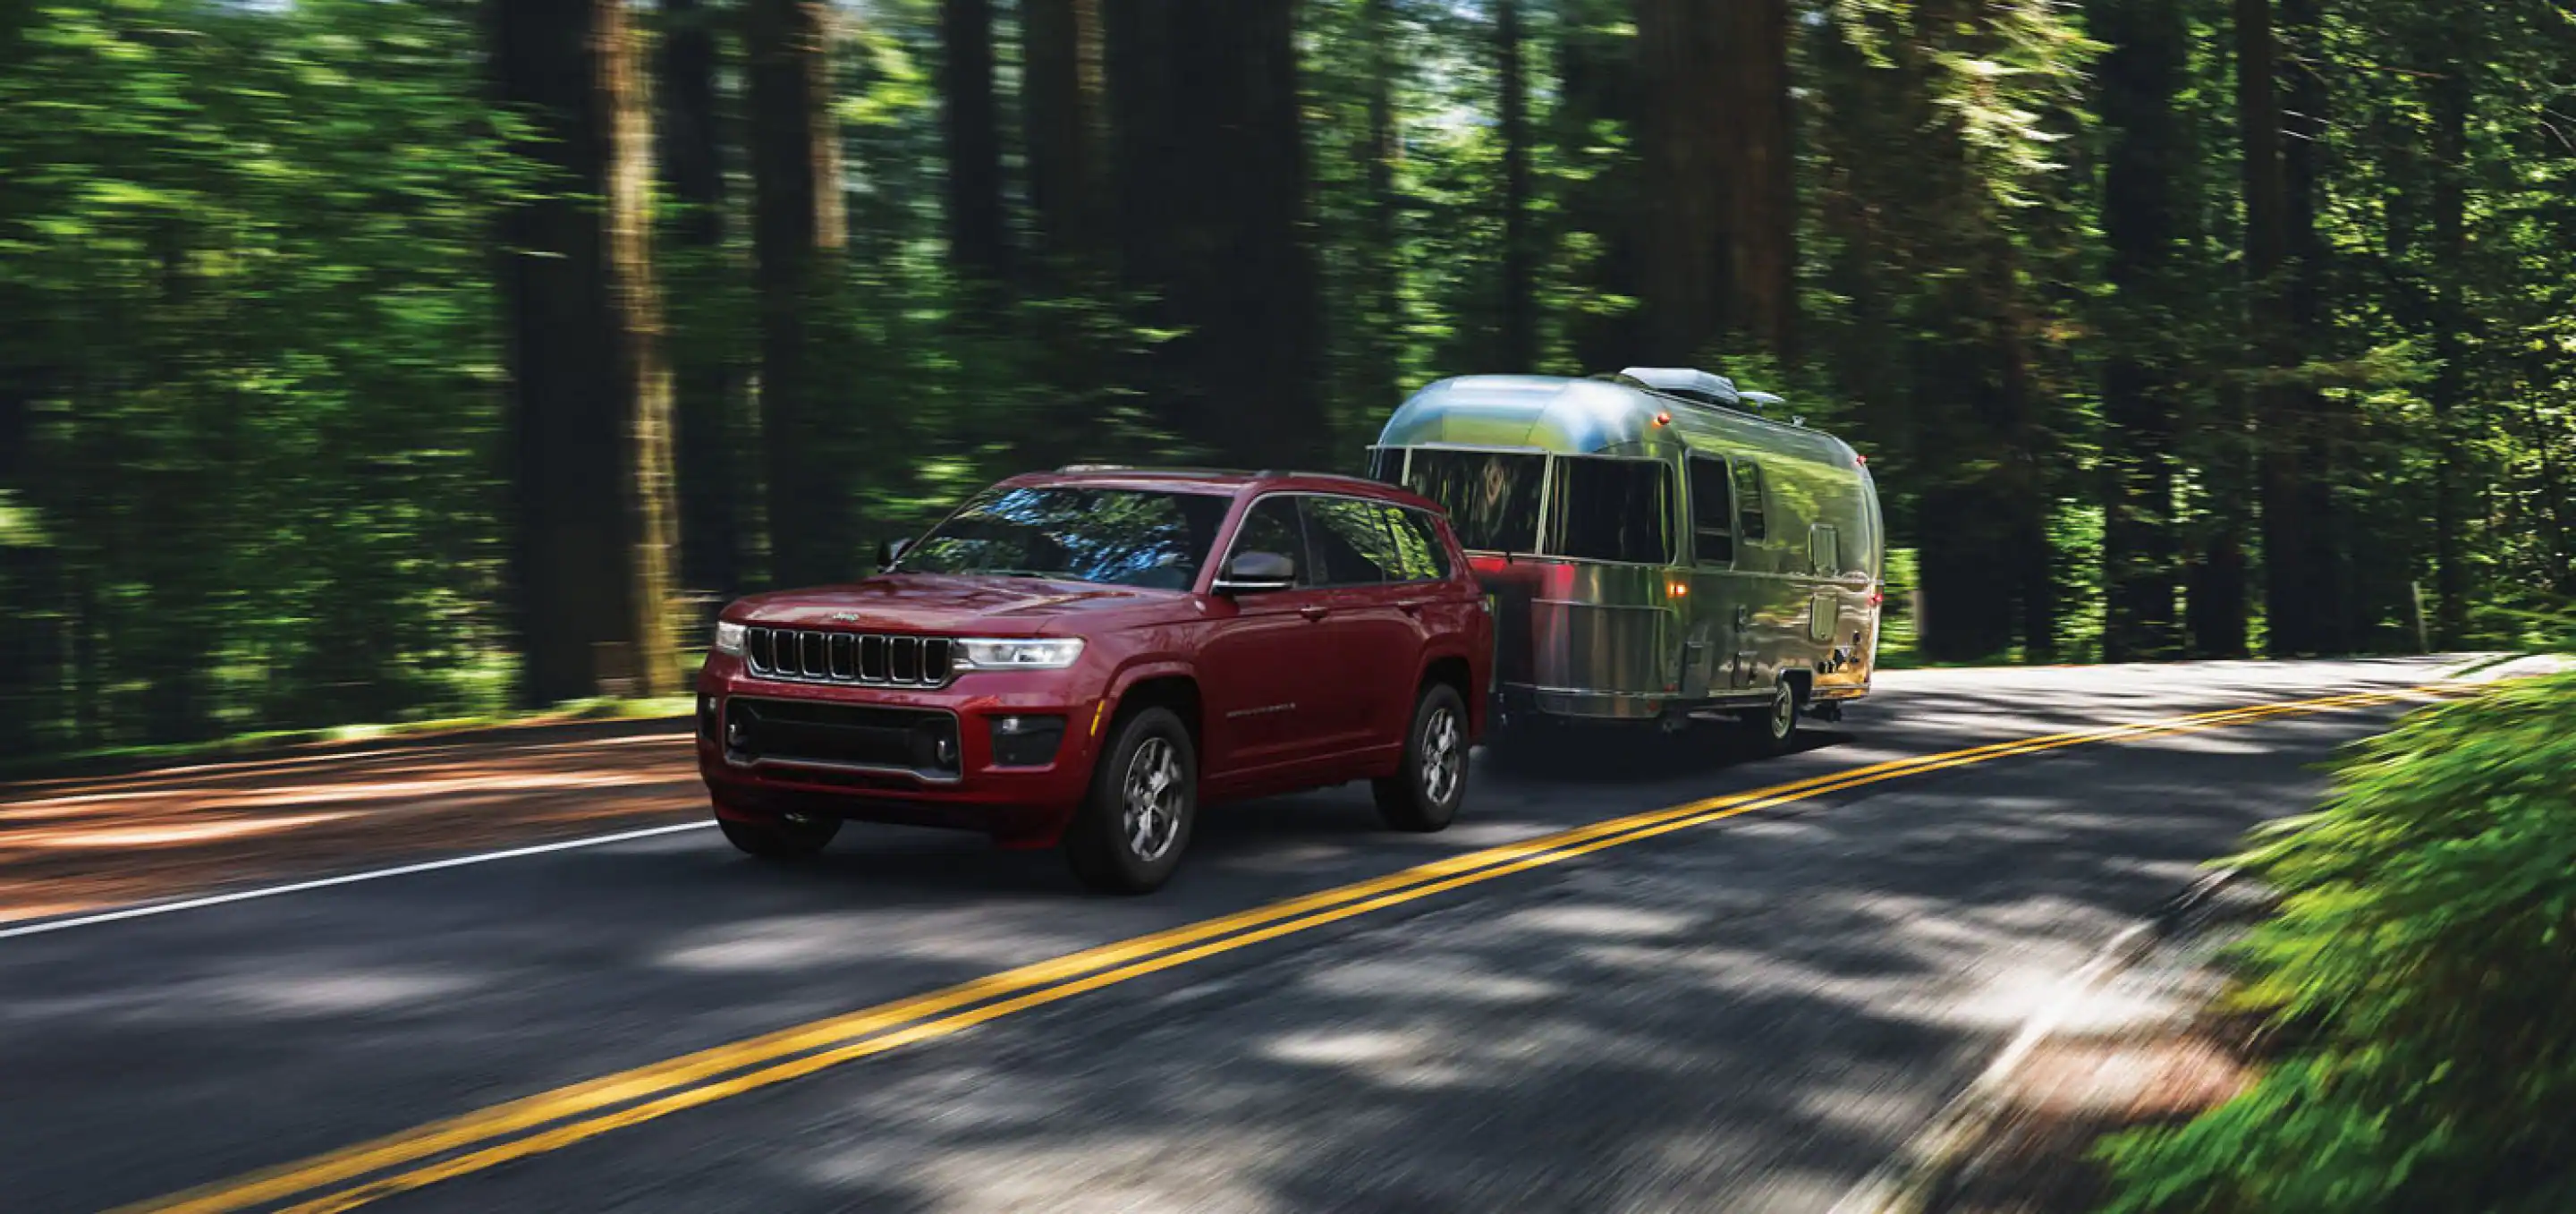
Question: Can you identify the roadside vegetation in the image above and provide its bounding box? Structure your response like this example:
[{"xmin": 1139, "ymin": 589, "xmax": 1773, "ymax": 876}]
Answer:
[{"xmin": 2097, "ymin": 668, "xmax": 2576, "ymax": 1212}]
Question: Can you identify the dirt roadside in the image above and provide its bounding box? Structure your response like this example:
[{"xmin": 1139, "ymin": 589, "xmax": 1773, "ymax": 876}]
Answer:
[{"xmin": 0, "ymin": 723, "xmax": 705, "ymax": 926}]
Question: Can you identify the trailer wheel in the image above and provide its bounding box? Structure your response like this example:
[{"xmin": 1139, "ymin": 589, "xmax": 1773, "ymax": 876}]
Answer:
[{"xmin": 1741, "ymin": 677, "xmax": 1799, "ymax": 755}]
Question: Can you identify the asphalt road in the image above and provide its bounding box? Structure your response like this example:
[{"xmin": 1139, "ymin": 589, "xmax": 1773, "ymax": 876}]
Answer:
[{"xmin": 0, "ymin": 658, "xmax": 2472, "ymax": 1213}]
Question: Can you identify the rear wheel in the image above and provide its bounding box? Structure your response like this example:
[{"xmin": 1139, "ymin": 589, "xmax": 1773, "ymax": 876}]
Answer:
[
  {"xmin": 1374, "ymin": 683, "xmax": 1470, "ymax": 832},
  {"xmin": 1065, "ymin": 706, "xmax": 1198, "ymax": 894},
  {"xmin": 1740, "ymin": 677, "xmax": 1800, "ymax": 755},
  {"xmin": 717, "ymin": 810, "xmax": 841, "ymax": 860}
]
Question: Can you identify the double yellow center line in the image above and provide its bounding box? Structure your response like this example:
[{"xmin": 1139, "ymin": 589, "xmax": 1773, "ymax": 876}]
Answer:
[{"xmin": 120, "ymin": 683, "xmax": 2466, "ymax": 1214}]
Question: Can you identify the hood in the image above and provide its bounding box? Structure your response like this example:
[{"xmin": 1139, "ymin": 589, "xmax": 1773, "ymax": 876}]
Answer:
[{"xmin": 729, "ymin": 573, "xmax": 1187, "ymax": 634}]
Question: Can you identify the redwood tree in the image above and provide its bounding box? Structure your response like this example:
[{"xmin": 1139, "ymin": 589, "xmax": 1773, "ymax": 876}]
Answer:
[
  {"xmin": 745, "ymin": 0, "xmax": 845, "ymax": 588},
  {"xmin": 492, "ymin": 0, "xmax": 681, "ymax": 705}
]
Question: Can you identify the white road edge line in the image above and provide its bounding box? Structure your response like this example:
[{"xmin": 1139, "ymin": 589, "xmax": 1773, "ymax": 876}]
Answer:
[{"xmin": 0, "ymin": 821, "xmax": 716, "ymax": 943}]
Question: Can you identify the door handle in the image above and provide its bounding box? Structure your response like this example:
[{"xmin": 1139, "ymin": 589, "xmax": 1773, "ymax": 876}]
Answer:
[
  {"xmin": 1300, "ymin": 606, "xmax": 1330, "ymax": 621},
  {"xmin": 1397, "ymin": 599, "xmax": 1428, "ymax": 615}
]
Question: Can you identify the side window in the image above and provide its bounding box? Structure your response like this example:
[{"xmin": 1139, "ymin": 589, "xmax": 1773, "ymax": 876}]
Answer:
[
  {"xmin": 1733, "ymin": 460, "xmax": 1768, "ymax": 544},
  {"xmin": 1688, "ymin": 454, "xmax": 1733, "ymax": 566},
  {"xmin": 1226, "ymin": 496, "xmax": 1310, "ymax": 588},
  {"xmin": 1380, "ymin": 505, "xmax": 1452, "ymax": 582},
  {"xmin": 1301, "ymin": 496, "xmax": 1402, "ymax": 586},
  {"xmin": 1810, "ymin": 524, "xmax": 1840, "ymax": 576}
]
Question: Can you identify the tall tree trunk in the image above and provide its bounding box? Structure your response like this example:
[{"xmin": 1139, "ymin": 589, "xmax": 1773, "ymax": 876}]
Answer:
[
  {"xmin": 1021, "ymin": 0, "xmax": 1105, "ymax": 275},
  {"xmin": 2184, "ymin": 415, "xmax": 2251, "ymax": 657},
  {"xmin": 604, "ymin": 0, "xmax": 682, "ymax": 695},
  {"xmin": 1497, "ymin": 0, "xmax": 1536, "ymax": 372},
  {"xmin": 659, "ymin": 0, "xmax": 739, "ymax": 601},
  {"xmin": 746, "ymin": 0, "xmax": 845, "ymax": 589},
  {"xmin": 940, "ymin": 0, "xmax": 1012, "ymax": 293},
  {"xmin": 2427, "ymin": 38, "xmax": 2471, "ymax": 647},
  {"xmin": 1105, "ymin": 0, "xmax": 1327, "ymax": 465},
  {"xmin": 1355, "ymin": 0, "xmax": 1404, "ymax": 403},
  {"xmin": 0, "ymin": 368, "xmax": 52, "ymax": 751},
  {"xmin": 493, "ymin": 0, "xmax": 681, "ymax": 706},
  {"xmin": 1631, "ymin": 0, "xmax": 1730, "ymax": 364},
  {"xmin": 1724, "ymin": 0, "xmax": 1796, "ymax": 360},
  {"xmin": 2279, "ymin": 0, "xmax": 2342, "ymax": 650},
  {"xmin": 2093, "ymin": 0, "xmax": 2187, "ymax": 661},
  {"xmin": 2234, "ymin": 0, "xmax": 2303, "ymax": 658},
  {"xmin": 1556, "ymin": 1, "xmax": 1642, "ymax": 374}
]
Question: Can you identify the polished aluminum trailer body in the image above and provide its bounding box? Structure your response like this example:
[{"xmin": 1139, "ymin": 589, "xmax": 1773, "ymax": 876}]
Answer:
[{"xmin": 1370, "ymin": 372, "xmax": 1883, "ymax": 726}]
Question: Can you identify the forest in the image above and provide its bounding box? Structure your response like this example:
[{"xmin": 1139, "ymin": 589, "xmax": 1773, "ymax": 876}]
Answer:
[{"xmin": 1, "ymin": 0, "xmax": 2571, "ymax": 753}]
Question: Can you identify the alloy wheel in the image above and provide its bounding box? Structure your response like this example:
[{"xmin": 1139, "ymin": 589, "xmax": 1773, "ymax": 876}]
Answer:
[
  {"xmin": 1121, "ymin": 737, "xmax": 1185, "ymax": 862},
  {"xmin": 1420, "ymin": 706, "xmax": 1463, "ymax": 803}
]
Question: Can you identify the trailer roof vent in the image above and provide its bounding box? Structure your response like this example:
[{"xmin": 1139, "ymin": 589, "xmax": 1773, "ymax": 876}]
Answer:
[{"xmin": 1618, "ymin": 367, "xmax": 1741, "ymax": 409}]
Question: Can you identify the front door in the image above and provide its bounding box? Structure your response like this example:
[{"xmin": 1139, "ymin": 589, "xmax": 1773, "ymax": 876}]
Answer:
[{"xmin": 1199, "ymin": 496, "xmax": 1342, "ymax": 777}]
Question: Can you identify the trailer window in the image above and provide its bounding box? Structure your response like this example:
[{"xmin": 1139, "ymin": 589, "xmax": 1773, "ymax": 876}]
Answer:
[
  {"xmin": 1545, "ymin": 456, "xmax": 1676, "ymax": 565},
  {"xmin": 1401, "ymin": 449, "xmax": 1546, "ymax": 554},
  {"xmin": 1733, "ymin": 460, "xmax": 1768, "ymax": 543},
  {"xmin": 1688, "ymin": 454, "xmax": 1733, "ymax": 566},
  {"xmin": 1366, "ymin": 447, "xmax": 1402, "ymax": 482}
]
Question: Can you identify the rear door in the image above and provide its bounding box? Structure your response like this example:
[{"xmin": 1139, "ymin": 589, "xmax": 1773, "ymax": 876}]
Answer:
[
  {"xmin": 1383, "ymin": 500, "xmax": 1487, "ymax": 708},
  {"xmin": 1297, "ymin": 495, "xmax": 1419, "ymax": 756},
  {"xmin": 1197, "ymin": 495, "xmax": 1342, "ymax": 777}
]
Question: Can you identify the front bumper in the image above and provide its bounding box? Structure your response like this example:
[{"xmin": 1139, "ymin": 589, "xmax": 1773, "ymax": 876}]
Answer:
[{"xmin": 695, "ymin": 654, "xmax": 1106, "ymax": 847}]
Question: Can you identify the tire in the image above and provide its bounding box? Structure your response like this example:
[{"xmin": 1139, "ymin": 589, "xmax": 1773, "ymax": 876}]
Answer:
[
  {"xmin": 1065, "ymin": 706, "xmax": 1198, "ymax": 894},
  {"xmin": 1374, "ymin": 682, "xmax": 1470, "ymax": 832},
  {"xmin": 718, "ymin": 810, "xmax": 841, "ymax": 860},
  {"xmin": 1740, "ymin": 677, "xmax": 1800, "ymax": 755}
]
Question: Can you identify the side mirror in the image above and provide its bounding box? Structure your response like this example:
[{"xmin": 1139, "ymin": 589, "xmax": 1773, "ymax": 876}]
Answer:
[
  {"xmin": 1213, "ymin": 550, "xmax": 1296, "ymax": 594},
  {"xmin": 877, "ymin": 538, "xmax": 912, "ymax": 571}
]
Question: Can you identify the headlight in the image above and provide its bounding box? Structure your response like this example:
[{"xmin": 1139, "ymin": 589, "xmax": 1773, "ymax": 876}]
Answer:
[
  {"xmin": 953, "ymin": 637, "xmax": 1086, "ymax": 671},
  {"xmin": 713, "ymin": 620, "xmax": 748, "ymax": 657}
]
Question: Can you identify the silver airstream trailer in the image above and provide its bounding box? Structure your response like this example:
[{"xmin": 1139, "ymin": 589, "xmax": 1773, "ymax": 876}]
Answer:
[{"xmin": 1368, "ymin": 369, "xmax": 1884, "ymax": 750}]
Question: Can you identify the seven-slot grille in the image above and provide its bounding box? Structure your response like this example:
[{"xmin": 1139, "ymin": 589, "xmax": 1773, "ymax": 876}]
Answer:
[{"xmin": 743, "ymin": 626, "xmax": 954, "ymax": 688}]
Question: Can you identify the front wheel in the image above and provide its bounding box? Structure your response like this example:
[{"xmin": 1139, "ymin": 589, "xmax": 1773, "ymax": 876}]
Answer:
[
  {"xmin": 1065, "ymin": 706, "xmax": 1198, "ymax": 894},
  {"xmin": 1740, "ymin": 677, "xmax": 1800, "ymax": 755},
  {"xmin": 718, "ymin": 810, "xmax": 841, "ymax": 860},
  {"xmin": 1374, "ymin": 683, "xmax": 1470, "ymax": 832}
]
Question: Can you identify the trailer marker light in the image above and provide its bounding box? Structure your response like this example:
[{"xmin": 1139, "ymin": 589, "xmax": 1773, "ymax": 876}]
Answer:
[{"xmin": 1655, "ymin": 411, "xmax": 1672, "ymax": 427}]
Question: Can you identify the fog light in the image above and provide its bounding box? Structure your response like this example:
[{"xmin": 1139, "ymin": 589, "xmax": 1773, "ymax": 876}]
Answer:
[{"xmin": 987, "ymin": 714, "xmax": 1067, "ymax": 768}]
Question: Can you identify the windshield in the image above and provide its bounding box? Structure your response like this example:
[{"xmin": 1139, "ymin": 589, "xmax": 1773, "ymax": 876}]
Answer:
[
  {"xmin": 1400, "ymin": 449, "xmax": 1546, "ymax": 554},
  {"xmin": 1546, "ymin": 456, "xmax": 1676, "ymax": 565},
  {"xmin": 895, "ymin": 486, "xmax": 1232, "ymax": 590}
]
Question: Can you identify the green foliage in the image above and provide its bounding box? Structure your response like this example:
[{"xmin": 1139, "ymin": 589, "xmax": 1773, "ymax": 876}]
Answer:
[
  {"xmin": 2098, "ymin": 672, "xmax": 2576, "ymax": 1212},
  {"xmin": 0, "ymin": 0, "xmax": 530, "ymax": 743},
  {"xmin": 1, "ymin": 0, "xmax": 2572, "ymax": 755}
]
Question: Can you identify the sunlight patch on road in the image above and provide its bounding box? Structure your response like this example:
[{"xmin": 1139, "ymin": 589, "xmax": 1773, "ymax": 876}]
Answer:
[
  {"xmin": 17, "ymin": 812, "xmax": 362, "ymax": 848},
  {"xmin": 1499, "ymin": 904, "xmax": 1699, "ymax": 941},
  {"xmin": 1301, "ymin": 955, "xmax": 1563, "ymax": 1005},
  {"xmin": 225, "ymin": 969, "xmax": 488, "ymax": 1016},
  {"xmin": 1260, "ymin": 1026, "xmax": 1475, "ymax": 1089},
  {"xmin": 655, "ymin": 910, "xmax": 1094, "ymax": 974}
]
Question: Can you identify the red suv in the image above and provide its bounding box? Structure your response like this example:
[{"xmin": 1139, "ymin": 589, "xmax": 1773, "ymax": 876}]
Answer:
[{"xmin": 695, "ymin": 467, "xmax": 1492, "ymax": 892}]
